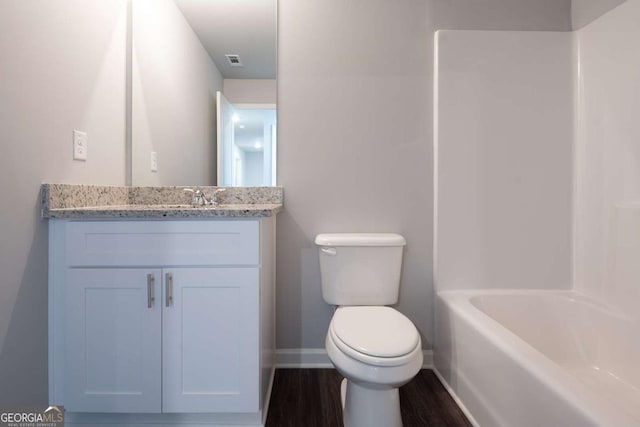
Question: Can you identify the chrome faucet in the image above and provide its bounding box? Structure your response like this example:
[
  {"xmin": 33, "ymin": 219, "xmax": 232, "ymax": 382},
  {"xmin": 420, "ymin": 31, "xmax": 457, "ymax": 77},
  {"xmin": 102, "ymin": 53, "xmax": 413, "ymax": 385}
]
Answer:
[
  {"xmin": 184, "ymin": 188, "xmax": 227, "ymax": 206},
  {"xmin": 184, "ymin": 188, "xmax": 206, "ymax": 206},
  {"xmin": 210, "ymin": 188, "xmax": 227, "ymax": 206}
]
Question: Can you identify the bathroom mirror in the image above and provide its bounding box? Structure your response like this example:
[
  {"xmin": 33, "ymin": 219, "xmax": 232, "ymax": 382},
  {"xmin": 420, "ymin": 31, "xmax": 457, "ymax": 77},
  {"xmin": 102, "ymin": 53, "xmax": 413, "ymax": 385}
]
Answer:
[{"xmin": 130, "ymin": 0, "xmax": 277, "ymax": 187}]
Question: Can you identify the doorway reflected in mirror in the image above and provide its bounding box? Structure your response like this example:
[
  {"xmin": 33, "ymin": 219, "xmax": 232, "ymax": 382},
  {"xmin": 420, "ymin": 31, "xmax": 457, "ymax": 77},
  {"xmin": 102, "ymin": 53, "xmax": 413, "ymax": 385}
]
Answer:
[{"xmin": 217, "ymin": 92, "xmax": 276, "ymax": 186}]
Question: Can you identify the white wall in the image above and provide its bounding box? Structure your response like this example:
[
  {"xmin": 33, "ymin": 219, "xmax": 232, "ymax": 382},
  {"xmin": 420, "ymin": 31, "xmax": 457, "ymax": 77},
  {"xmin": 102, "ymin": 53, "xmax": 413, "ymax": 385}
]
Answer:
[
  {"xmin": 434, "ymin": 31, "xmax": 574, "ymax": 292},
  {"xmin": 132, "ymin": 0, "xmax": 222, "ymax": 186},
  {"xmin": 574, "ymin": 0, "xmax": 640, "ymax": 318},
  {"xmin": 223, "ymin": 79, "xmax": 277, "ymax": 105},
  {"xmin": 0, "ymin": 0, "xmax": 127, "ymax": 403},
  {"xmin": 571, "ymin": 0, "xmax": 628, "ymax": 29},
  {"xmin": 276, "ymin": 0, "xmax": 572, "ymax": 351}
]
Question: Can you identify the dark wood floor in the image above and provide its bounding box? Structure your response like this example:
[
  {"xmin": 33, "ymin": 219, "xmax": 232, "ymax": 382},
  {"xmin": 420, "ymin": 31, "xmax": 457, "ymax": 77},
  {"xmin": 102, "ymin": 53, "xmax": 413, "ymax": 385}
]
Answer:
[{"xmin": 266, "ymin": 369, "xmax": 471, "ymax": 427}]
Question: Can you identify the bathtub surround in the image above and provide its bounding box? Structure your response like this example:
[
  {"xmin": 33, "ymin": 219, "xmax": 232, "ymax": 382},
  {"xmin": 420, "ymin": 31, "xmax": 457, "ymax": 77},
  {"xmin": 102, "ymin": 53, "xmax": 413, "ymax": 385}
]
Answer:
[
  {"xmin": 434, "ymin": 1, "xmax": 640, "ymax": 425},
  {"xmin": 434, "ymin": 30, "xmax": 573, "ymax": 293},
  {"xmin": 574, "ymin": 0, "xmax": 640, "ymax": 325}
]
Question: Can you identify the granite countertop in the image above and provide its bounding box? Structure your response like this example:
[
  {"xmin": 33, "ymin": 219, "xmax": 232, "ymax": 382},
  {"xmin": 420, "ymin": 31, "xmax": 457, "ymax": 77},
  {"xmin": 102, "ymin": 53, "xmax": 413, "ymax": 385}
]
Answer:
[{"xmin": 41, "ymin": 184, "xmax": 283, "ymax": 219}]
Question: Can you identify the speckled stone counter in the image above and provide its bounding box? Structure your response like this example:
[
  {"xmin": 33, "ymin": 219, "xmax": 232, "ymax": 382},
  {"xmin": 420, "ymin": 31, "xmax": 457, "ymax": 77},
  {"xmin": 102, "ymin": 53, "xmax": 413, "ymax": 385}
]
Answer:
[{"xmin": 41, "ymin": 184, "xmax": 283, "ymax": 218}]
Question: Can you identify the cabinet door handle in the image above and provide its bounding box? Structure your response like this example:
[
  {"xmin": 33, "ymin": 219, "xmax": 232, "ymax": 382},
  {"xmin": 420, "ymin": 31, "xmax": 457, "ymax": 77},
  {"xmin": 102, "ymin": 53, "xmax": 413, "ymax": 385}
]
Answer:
[
  {"xmin": 147, "ymin": 274, "xmax": 155, "ymax": 308},
  {"xmin": 166, "ymin": 272, "xmax": 173, "ymax": 307}
]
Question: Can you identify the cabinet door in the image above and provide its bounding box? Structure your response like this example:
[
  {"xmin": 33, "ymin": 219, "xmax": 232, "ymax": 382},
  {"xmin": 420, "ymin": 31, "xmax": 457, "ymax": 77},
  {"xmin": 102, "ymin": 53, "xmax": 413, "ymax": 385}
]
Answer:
[
  {"xmin": 162, "ymin": 268, "xmax": 259, "ymax": 413},
  {"xmin": 64, "ymin": 269, "xmax": 162, "ymax": 412}
]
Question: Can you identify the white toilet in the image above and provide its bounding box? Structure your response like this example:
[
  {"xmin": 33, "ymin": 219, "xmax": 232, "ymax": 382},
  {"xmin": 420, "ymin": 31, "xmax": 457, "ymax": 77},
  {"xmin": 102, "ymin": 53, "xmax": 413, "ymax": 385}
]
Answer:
[{"xmin": 315, "ymin": 233, "xmax": 423, "ymax": 427}]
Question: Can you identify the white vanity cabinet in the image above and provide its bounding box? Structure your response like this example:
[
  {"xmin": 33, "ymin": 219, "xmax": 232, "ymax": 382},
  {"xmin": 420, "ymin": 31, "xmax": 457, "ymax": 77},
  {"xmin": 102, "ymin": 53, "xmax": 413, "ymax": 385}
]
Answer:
[{"xmin": 49, "ymin": 218, "xmax": 276, "ymax": 426}]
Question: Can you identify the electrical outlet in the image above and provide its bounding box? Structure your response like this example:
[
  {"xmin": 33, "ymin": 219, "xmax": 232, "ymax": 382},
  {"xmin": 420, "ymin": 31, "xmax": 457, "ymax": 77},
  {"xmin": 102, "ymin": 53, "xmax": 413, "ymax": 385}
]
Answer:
[
  {"xmin": 73, "ymin": 130, "xmax": 87, "ymax": 161},
  {"xmin": 150, "ymin": 151, "xmax": 158, "ymax": 172}
]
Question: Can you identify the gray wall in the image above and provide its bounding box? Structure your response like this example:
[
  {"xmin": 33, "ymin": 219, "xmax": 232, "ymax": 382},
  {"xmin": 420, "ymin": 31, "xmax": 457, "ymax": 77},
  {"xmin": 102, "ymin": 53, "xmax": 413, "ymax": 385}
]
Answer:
[
  {"xmin": 275, "ymin": 0, "xmax": 572, "ymax": 351},
  {"xmin": 0, "ymin": 0, "xmax": 127, "ymax": 403},
  {"xmin": 571, "ymin": 0, "xmax": 628, "ymax": 29}
]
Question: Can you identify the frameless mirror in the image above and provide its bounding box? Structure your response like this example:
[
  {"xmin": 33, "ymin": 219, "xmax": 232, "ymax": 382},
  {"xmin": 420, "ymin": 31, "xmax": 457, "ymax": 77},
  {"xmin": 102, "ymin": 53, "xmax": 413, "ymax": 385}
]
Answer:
[{"xmin": 130, "ymin": 0, "xmax": 277, "ymax": 186}]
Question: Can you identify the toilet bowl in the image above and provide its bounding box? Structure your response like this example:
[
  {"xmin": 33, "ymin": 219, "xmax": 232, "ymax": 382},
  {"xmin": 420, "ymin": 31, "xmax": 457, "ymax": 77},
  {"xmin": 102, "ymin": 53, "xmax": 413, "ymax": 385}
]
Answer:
[
  {"xmin": 315, "ymin": 233, "xmax": 422, "ymax": 427},
  {"xmin": 326, "ymin": 306, "xmax": 423, "ymax": 427}
]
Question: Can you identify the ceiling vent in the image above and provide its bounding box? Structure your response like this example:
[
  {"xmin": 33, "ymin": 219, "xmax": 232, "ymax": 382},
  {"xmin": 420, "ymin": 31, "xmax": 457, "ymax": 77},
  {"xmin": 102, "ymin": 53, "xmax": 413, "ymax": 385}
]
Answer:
[{"xmin": 225, "ymin": 54, "xmax": 243, "ymax": 67}]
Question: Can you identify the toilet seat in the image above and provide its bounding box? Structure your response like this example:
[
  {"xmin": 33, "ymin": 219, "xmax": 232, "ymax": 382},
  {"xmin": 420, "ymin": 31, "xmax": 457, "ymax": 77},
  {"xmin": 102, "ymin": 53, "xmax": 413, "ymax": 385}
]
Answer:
[{"xmin": 329, "ymin": 306, "xmax": 421, "ymax": 367}]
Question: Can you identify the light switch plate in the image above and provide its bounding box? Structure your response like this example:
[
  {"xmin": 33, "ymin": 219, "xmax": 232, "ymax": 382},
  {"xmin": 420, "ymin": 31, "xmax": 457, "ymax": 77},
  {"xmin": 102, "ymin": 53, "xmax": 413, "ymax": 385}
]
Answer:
[{"xmin": 73, "ymin": 130, "xmax": 87, "ymax": 161}]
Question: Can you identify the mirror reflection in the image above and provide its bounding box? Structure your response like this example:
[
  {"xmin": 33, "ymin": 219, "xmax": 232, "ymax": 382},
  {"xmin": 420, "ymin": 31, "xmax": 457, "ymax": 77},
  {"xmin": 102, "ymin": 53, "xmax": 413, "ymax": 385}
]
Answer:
[
  {"xmin": 131, "ymin": 0, "xmax": 277, "ymax": 187},
  {"xmin": 218, "ymin": 94, "xmax": 277, "ymax": 186}
]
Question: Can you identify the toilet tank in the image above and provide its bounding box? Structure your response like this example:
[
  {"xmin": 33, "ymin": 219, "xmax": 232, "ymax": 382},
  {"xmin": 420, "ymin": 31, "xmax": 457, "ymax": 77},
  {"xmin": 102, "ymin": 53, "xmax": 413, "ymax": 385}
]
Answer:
[{"xmin": 315, "ymin": 233, "xmax": 406, "ymax": 306}]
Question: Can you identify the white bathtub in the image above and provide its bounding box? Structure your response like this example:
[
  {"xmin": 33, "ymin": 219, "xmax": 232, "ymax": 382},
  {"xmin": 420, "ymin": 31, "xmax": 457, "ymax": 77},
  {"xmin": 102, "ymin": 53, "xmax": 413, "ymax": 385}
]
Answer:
[{"xmin": 434, "ymin": 290, "xmax": 640, "ymax": 427}]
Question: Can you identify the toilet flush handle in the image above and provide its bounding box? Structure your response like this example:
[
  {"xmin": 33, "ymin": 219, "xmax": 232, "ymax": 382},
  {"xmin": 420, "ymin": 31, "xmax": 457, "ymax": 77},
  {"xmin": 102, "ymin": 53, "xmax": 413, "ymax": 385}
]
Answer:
[{"xmin": 321, "ymin": 247, "xmax": 337, "ymax": 256}]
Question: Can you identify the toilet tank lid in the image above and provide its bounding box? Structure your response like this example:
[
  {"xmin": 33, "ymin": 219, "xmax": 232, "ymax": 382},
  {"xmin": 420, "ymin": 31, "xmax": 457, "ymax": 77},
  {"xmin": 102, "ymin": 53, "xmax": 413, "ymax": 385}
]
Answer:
[{"xmin": 315, "ymin": 233, "xmax": 406, "ymax": 247}]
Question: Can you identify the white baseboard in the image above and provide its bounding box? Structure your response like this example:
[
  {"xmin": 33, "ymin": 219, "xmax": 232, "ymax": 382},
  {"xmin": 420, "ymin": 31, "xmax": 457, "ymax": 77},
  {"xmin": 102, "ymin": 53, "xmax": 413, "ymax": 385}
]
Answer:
[
  {"xmin": 276, "ymin": 348, "xmax": 333, "ymax": 368},
  {"xmin": 276, "ymin": 348, "xmax": 434, "ymax": 369}
]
